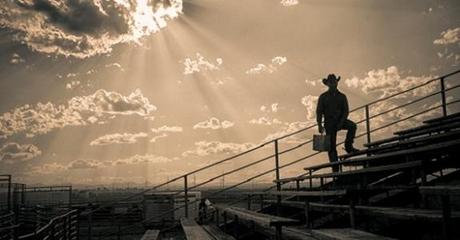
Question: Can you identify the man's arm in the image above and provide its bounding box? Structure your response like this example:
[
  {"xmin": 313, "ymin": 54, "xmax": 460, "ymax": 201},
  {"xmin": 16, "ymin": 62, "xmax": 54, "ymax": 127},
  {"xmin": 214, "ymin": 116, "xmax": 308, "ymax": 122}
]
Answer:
[
  {"xmin": 316, "ymin": 95, "xmax": 324, "ymax": 133},
  {"xmin": 338, "ymin": 95, "xmax": 349, "ymax": 129}
]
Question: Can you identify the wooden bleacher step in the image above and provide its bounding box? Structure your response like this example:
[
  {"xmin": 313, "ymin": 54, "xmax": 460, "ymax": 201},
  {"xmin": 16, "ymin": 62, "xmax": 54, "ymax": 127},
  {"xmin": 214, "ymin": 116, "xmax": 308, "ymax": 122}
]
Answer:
[
  {"xmin": 308, "ymin": 202, "xmax": 460, "ymax": 221},
  {"xmin": 364, "ymin": 120, "xmax": 460, "ymax": 148},
  {"xmin": 244, "ymin": 190, "xmax": 347, "ymax": 197},
  {"xmin": 423, "ymin": 112, "xmax": 460, "ymax": 124},
  {"xmin": 180, "ymin": 218, "xmax": 214, "ymax": 240},
  {"xmin": 140, "ymin": 229, "xmax": 160, "ymax": 240},
  {"xmin": 311, "ymin": 228, "xmax": 396, "ymax": 240},
  {"xmin": 202, "ymin": 225, "xmax": 236, "ymax": 240},
  {"xmin": 215, "ymin": 206, "xmax": 300, "ymax": 240},
  {"xmin": 339, "ymin": 129, "xmax": 460, "ymax": 160}
]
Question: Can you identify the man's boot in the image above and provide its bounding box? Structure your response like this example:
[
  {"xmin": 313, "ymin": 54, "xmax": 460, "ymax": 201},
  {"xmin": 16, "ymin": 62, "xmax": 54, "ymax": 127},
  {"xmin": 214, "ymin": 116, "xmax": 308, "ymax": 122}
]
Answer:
[{"xmin": 345, "ymin": 142, "xmax": 359, "ymax": 154}]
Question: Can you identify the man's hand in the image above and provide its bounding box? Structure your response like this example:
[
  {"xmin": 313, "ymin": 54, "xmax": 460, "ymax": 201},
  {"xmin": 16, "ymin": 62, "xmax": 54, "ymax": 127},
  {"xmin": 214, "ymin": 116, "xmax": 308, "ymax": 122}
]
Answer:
[{"xmin": 318, "ymin": 125, "xmax": 324, "ymax": 134}]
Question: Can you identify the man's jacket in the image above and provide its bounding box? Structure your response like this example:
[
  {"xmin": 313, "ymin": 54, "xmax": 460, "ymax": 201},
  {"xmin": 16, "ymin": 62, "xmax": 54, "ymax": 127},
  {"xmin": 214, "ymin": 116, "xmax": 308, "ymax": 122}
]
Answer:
[{"xmin": 316, "ymin": 89, "xmax": 349, "ymax": 131}]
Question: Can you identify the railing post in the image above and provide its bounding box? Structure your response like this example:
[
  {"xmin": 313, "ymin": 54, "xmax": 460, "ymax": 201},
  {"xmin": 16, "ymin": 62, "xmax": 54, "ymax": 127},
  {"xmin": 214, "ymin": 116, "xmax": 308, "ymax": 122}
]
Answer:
[
  {"xmin": 184, "ymin": 175, "xmax": 189, "ymax": 218},
  {"xmin": 440, "ymin": 77, "xmax": 447, "ymax": 117},
  {"xmin": 365, "ymin": 105, "xmax": 371, "ymax": 145},
  {"xmin": 274, "ymin": 140, "xmax": 282, "ymax": 214}
]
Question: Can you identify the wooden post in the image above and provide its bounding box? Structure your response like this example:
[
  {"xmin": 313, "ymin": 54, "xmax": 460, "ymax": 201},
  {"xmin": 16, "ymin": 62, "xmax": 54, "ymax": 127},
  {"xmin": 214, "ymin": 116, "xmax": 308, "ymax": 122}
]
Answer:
[
  {"xmin": 365, "ymin": 105, "xmax": 371, "ymax": 145},
  {"xmin": 296, "ymin": 180, "xmax": 300, "ymax": 191},
  {"xmin": 441, "ymin": 195, "xmax": 451, "ymax": 240},
  {"xmin": 184, "ymin": 175, "xmax": 189, "ymax": 218},
  {"xmin": 309, "ymin": 170, "xmax": 313, "ymax": 189},
  {"xmin": 440, "ymin": 77, "xmax": 447, "ymax": 117}
]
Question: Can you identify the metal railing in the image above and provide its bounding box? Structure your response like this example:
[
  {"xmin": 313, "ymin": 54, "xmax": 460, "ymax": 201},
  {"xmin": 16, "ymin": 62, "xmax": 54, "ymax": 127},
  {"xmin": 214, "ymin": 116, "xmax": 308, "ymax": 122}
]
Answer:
[
  {"xmin": 18, "ymin": 209, "xmax": 79, "ymax": 240},
  {"xmin": 93, "ymin": 69, "xmax": 460, "ymax": 237}
]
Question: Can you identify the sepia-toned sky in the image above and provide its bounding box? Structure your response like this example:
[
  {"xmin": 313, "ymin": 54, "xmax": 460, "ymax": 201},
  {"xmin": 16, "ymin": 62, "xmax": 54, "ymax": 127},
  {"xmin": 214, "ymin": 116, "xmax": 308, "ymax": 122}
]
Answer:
[{"xmin": 0, "ymin": 0, "xmax": 459, "ymax": 187}]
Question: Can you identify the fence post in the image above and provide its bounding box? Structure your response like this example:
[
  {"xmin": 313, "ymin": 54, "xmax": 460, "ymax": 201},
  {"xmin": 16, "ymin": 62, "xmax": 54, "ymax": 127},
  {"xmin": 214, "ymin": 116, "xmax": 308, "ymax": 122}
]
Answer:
[
  {"xmin": 274, "ymin": 140, "xmax": 282, "ymax": 214},
  {"xmin": 365, "ymin": 105, "xmax": 371, "ymax": 145},
  {"xmin": 440, "ymin": 77, "xmax": 447, "ymax": 117},
  {"xmin": 184, "ymin": 175, "xmax": 189, "ymax": 218}
]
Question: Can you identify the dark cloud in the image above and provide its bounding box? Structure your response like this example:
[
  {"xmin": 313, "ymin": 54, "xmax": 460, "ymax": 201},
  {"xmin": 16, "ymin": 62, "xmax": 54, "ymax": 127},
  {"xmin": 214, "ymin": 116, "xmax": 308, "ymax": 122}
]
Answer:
[{"xmin": 0, "ymin": 0, "xmax": 183, "ymax": 58}]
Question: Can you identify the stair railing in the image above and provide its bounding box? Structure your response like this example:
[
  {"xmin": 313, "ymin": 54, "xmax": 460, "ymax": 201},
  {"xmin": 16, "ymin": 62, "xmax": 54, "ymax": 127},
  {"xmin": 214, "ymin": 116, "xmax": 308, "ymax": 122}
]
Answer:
[{"xmin": 94, "ymin": 69, "xmax": 460, "ymax": 238}]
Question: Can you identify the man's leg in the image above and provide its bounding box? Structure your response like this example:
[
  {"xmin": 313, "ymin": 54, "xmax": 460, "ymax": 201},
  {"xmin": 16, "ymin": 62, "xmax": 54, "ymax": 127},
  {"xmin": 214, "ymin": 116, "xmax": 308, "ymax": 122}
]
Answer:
[
  {"xmin": 326, "ymin": 129, "xmax": 339, "ymax": 172},
  {"xmin": 341, "ymin": 119, "xmax": 358, "ymax": 152}
]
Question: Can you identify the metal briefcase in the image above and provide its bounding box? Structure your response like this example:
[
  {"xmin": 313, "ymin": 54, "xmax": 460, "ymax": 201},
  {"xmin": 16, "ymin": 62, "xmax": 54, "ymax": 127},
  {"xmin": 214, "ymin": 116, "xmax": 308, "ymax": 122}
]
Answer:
[{"xmin": 313, "ymin": 134, "xmax": 331, "ymax": 152}]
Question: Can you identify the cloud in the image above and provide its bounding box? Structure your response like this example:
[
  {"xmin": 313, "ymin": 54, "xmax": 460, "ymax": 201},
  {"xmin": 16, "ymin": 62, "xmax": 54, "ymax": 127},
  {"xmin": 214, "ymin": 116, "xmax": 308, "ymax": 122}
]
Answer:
[
  {"xmin": 434, "ymin": 27, "xmax": 460, "ymax": 45},
  {"xmin": 182, "ymin": 141, "xmax": 255, "ymax": 157},
  {"xmin": 90, "ymin": 132, "xmax": 148, "ymax": 146},
  {"xmin": 151, "ymin": 125, "xmax": 183, "ymax": 133},
  {"xmin": 9, "ymin": 53, "xmax": 25, "ymax": 64},
  {"xmin": 0, "ymin": 142, "xmax": 41, "ymax": 163},
  {"xmin": 246, "ymin": 56, "xmax": 287, "ymax": 75},
  {"xmin": 280, "ymin": 0, "xmax": 299, "ymax": 7},
  {"xmin": 31, "ymin": 162, "xmax": 67, "ymax": 175},
  {"xmin": 344, "ymin": 66, "xmax": 435, "ymax": 99},
  {"xmin": 150, "ymin": 125, "xmax": 183, "ymax": 142},
  {"xmin": 105, "ymin": 63, "xmax": 125, "ymax": 72},
  {"xmin": 249, "ymin": 117, "xmax": 283, "ymax": 126},
  {"xmin": 66, "ymin": 80, "xmax": 81, "ymax": 90},
  {"xmin": 193, "ymin": 117, "xmax": 234, "ymax": 130},
  {"xmin": 68, "ymin": 159, "xmax": 102, "ymax": 169},
  {"xmin": 0, "ymin": 0, "xmax": 183, "ymax": 58},
  {"xmin": 183, "ymin": 53, "xmax": 223, "ymax": 75},
  {"xmin": 263, "ymin": 121, "xmax": 312, "ymax": 143},
  {"xmin": 113, "ymin": 154, "xmax": 173, "ymax": 165},
  {"xmin": 0, "ymin": 89, "xmax": 156, "ymax": 139},
  {"xmin": 301, "ymin": 95, "xmax": 319, "ymax": 120},
  {"xmin": 260, "ymin": 103, "xmax": 280, "ymax": 113}
]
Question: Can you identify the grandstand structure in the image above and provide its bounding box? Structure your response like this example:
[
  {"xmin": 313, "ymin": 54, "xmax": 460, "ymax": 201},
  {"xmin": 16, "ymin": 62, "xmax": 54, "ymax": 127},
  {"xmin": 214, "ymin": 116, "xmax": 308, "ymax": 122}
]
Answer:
[{"xmin": 1, "ymin": 69, "xmax": 459, "ymax": 240}]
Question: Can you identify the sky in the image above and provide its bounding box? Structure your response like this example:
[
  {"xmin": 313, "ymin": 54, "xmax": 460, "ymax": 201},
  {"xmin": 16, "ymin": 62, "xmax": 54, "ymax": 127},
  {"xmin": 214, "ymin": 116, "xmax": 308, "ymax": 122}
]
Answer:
[{"xmin": 0, "ymin": 0, "xmax": 459, "ymax": 187}]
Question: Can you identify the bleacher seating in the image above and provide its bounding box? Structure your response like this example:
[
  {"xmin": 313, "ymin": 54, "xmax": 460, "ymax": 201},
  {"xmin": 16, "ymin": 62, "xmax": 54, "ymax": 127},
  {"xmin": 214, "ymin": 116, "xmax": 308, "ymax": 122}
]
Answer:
[{"xmin": 204, "ymin": 112, "xmax": 460, "ymax": 240}]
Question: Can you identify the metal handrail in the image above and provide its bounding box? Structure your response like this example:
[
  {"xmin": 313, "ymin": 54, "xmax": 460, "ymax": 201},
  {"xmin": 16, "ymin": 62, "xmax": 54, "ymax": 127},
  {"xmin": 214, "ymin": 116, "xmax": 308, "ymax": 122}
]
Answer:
[{"xmin": 94, "ymin": 69, "xmax": 460, "ymax": 237}]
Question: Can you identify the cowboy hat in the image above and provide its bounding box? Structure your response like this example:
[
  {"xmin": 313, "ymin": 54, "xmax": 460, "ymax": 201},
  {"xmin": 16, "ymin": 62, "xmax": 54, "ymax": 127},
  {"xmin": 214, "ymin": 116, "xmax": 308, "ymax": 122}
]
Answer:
[{"xmin": 322, "ymin": 74, "xmax": 341, "ymax": 85}]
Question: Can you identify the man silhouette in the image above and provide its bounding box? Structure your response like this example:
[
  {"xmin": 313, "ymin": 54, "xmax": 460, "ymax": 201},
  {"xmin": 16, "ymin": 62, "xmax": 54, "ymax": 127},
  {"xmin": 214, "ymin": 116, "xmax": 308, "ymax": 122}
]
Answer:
[{"xmin": 316, "ymin": 74, "xmax": 358, "ymax": 172}]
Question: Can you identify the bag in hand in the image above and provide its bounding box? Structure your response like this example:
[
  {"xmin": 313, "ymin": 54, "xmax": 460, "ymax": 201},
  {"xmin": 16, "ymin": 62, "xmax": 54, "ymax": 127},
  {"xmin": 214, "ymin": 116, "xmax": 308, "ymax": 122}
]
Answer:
[{"xmin": 313, "ymin": 134, "xmax": 331, "ymax": 152}]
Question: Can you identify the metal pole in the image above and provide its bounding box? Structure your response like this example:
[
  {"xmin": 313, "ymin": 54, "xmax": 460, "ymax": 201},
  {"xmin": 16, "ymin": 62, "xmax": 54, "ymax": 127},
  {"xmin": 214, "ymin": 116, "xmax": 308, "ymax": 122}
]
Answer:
[
  {"xmin": 365, "ymin": 105, "xmax": 371, "ymax": 144},
  {"xmin": 7, "ymin": 175, "xmax": 11, "ymax": 211},
  {"xmin": 184, "ymin": 175, "xmax": 189, "ymax": 218},
  {"xmin": 440, "ymin": 77, "xmax": 447, "ymax": 117},
  {"xmin": 274, "ymin": 140, "xmax": 282, "ymax": 214}
]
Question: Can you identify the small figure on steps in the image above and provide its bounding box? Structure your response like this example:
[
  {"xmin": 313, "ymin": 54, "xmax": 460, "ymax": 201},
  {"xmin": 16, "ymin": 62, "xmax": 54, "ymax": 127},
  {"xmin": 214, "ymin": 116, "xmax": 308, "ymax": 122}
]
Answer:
[{"xmin": 316, "ymin": 74, "xmax": 359, "ymax": 172}]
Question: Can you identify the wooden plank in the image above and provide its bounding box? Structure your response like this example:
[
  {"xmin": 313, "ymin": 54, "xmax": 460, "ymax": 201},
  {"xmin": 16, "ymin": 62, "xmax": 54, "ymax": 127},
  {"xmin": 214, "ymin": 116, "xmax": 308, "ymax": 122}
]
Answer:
[
  {"xmin": 365, "ymin": 121, "xmax": 460, "ymax": 147},
  {"xmin": 309, "ymin": 203, "xmax": 460, "ymax": 221},
  {"xmin": 220, "ymin": 207, "xmax": 299, "ymax": 228},
  {"xmin": 311, "ymin": 228, "xmax": 395, "ymax": 240},
  {"xmin": 140, "ymin": 229, "xmax": 160, "ymax": 240},
  {"xmin": 419, "ymin": 186, "xmax": 460, "ymax": 196},
  {"xmin": 180, "ymin": 218, "xmax": 214, "ymax": 240},
  {"xmin": 202, "ymin": 225, "xmax": 236, "ymax": 240},
  {"xmin": 278, "ymin": 160, "xmax": 421, "ymax": 183},
  {"xmin": 423, "ymin": 112, "xmax": 460, "ymax": 124},
  {"xmin": 339, "ymin": 129, "xmax": 460, "ymax": 160},
  {"xmin": 242, "ymin": 190, "xmax": 347, "ymax": 197},
  {"xmin": 291, "ymin": 138, "xmax": 460, "ymax": 181},
  {"xmin": 394, "ymin": 116, "xmax": 460, "ymax": 135}
]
